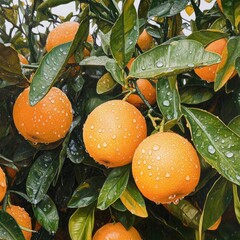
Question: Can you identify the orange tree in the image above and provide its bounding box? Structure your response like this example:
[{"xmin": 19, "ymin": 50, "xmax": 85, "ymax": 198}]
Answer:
[{"xmin": 0, "ymin": 0, "xmax": 240, "ymax": 239}]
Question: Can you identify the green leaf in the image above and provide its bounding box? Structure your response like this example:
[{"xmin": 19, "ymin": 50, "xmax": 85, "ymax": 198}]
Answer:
[
  {"xmin": 105, "ymin": 59, "xmax": 125, "ymax": 86},
  {"xmin": 180, "ymin": 86, "xmax": 214, "ymax": 105},
  {"xmin": 187, "ymin": 30, "xmax": 228, "ymax": 47},
  {"xmin": 96, "ymin": 72, "xmax": 118, "ymax": 94},
  {"xmin": 68, "ymin": 176, "xmax": 105, "ymax": 208},
  {"xmin": 120, "ymin": 181, "xmax": 148, "ymax": 218},
  {"xmin": 214, "ymin": 37, "xmax": 240, "ymax": 91},
  {"xmin": 0, "ymin": 43, "xmax": 28, "ymax": 85},
  {"xmin": 164, "ymin": 199, "xmax": 201, "ymax": 229},
  {"xmin": 110, "ymin": 0, "xmax": 138, "ymax": 68},
  {"xmin": 38, "ymin": 0, "xmax": 74, "ymax": 10},
  {"xmin": 69, "ymin": 204, "xmax": 95, "ymax": 240},
  {"xmin": 80, "ymin": 56, "xmax": 111, "ymax": 66},
  {"xmin": 156, "ymin": 77, "xmax": 182, "ymax": 125},
  {"xmin": 33, "ymin": 195, "xmax": 59, "ymax": 234},
  {"xmin": 183, "ymin": 107, "xmax": 240, "ymax": 185},
  {"xmin": 0, "ymin": 210, "xmax": 25, "ymax": 240},
  {"xmin": 97, "ymin": 165, "xmax": 130, "ymax": 210},
  {"xmin": 233, "ymin": 184, "xmax": 240, "ymax": 224},
  {"xmin": 148, "ymin": 0, "xmax": 188, "ymax": 18},
  {"xmin": 29, "ymin": 17, "xmax": 89, "ymax": 106},
  {"xmin": 200, "ymin": 177, "xmax": 232, "ymax": 231},
  {"xmin": 128, "ymin": 40, "xmax": 221, "ymax": 79},
  {"xmin": 26, "ymin": 152, "xmax": 59, "ymax": 204},
  {"xmin": 228, "ymin": 115, "xmax": 240, "ymax": 136}
]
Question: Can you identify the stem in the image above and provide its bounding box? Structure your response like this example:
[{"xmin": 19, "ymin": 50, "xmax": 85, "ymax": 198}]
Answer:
[
  {"xmin": 122, "ymin": 89, "xmax": 133, "ymax": 101},
  {"xmin": 147, "ymin": 111, "xmax": 161, "ymax": 131}
]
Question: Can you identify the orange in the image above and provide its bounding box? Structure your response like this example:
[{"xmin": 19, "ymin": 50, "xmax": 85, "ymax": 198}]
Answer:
[
  {"xmin": 208, "ymin": 216, "xmax": 222, "ymax": 231},
  {"xmin": 13, "ymin": 87, "xmax": 73, "ymax": 144},
  {"xmin": 216, "ymin": 0, "xmax": 223, "ymax": 11},
  {"xmin": 83, "ymin": 100, "xmax": 147, "ymax": 168},
  {"xmin": 137, "ymin": 29, "xmax": 154, "ymax": 52},
  {"xmin": 124, "ymin": 78, "xmax": 156, "ymax": 108},
  {"xmin": 5, "ymin": 167, "xmax": 17, "ymax": 179},
  {"xmin": 132, "ymin": 132, "xmax": 200, "ymax": 204},
  {"xmin": 0, "ymin": 167, "xmax": 6, "ymax": 202},
  {"xmin": 194, "ymin": 38, "xmax": 227, "ymax": 82},
  {"xmin": 6, "ymin": 205, "xmax": 32, "ymax": 240},
  {"xmin": 45, "ymin": 21, "xmax": 93, "ymax": 62},
  {"xmin": 92, "ymin": 222, "xmax": 142, "ymax": 240},
  {"xmin": 18, "ymin": 53, "xmax": 28, "ymax": 64},
  {"xmin": 126, "ymin": 57, "xmax": 135, "ymax": 70}
]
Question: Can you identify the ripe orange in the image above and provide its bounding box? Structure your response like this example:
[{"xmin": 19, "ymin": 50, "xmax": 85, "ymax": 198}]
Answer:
[
  {"xmin": 132, "ymin": 132, "xmax": 200, "ymax": 204},
  {"xmin": 6, "ymin": 205, "xmax": 32, "ymax": 240},
  {"xmin": 194, "ymin": 38, "xmax": 227, "ymax": 82},
  {"xmin": 45, "ymin": 21, "xmax": 93, "ymax": 62},
  {"xmin": 0, "ymin": 167, "xmax": 7, "ymax": 202},
  {"xmin": 92, "ymin": 222, "xmax": 142, "ymax": 240},
  {"xmin": 83, "ymin": 100, "xmax": 147, "ymax": 168},
  {"xmin": 126, "ymin": 57, "xmax": 135, "ymax": 70},
  {"xmin": 208, "ymin": 216, "xmax": 222, "ymax": 231},
  {"xmin": 216, "ymin": 0, "xmax": 223, "ymax": 11},
  {"xmin": 13, "ymin": 87, "xmax": 73, "ymax": 144},
  {"xmin": 137, "ymin": 29, "xmax": 154, "ymax": 52},
  {"xmin": 124, "ymin": 79, "xmax": 156, "ymax": 108},
  {"xmin": 18, "ymin": 53, "xmax": 28, "ymax": 64}
]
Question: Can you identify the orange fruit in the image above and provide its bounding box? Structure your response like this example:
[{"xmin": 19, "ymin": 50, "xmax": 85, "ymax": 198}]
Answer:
[
  {"xmin": 132, "ymin": 132, "xmax": 200, "ymax": 204},
  {"xmin": 45, "ymin": 21, "xmax": 93, "ymax": 63},
  {"xmin": 18, "ymin": 53, "xmax": 28, "ymax": 64},
  {"xmin": 92, "ymin": 222, "xmax": 142, "ymax": 240},
  {"xmin": 216, "ymin": 0, "xmax": 223, "ymax": 11},
  {"xmin": 194, "ymin": 38, "xmax": 227, "ymax": 82},
  {"xmin": 208, "ymin": 216, "xmax": 222, "ymax": 231},
  {"xmin": 124, "ymin": 78, "xmax": 156, "ymax": 108},
  {"xmin": 6, "ymin": 205, "xmax": 32, "ymax": 240},
  {"xmin": 83, "ymin": 100, "xmax": 147, "ymax": 168},
  {"xmin": 0, "ymin": 167, "xmax": 7, "ymax": 202},
  {"xmin": 137, "ymin": 29, "xmax": 154, "ymax": 52},
  {"xmin": 5, "ymin": 167, "xmax": 17, "ymax": 179},
  {"xmin": 13, "ymin": 87, "xmax": 73, "ymax": 144},
  {"xmin": 126, "ymin": 57, "xmax": 135, "ymax": 70}
]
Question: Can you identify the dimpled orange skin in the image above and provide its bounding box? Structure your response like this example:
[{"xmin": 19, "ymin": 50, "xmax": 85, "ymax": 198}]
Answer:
[
  {"xmin": 132, "ymin": 132, "xmax": 200, "ymax": 204},
  {"xmin": 45, "ymin": 21, "xmax": 93, "ymax": 62},
  {"xmin": 13, "ymin": 87, "xmax": 73, "ymax": 144},
  {"xmin": 92, "ymin": 222, "xmax": 142, "ymax": 240},
  {"xmin": 6, "ymin": 205, "xmax": 32, "ymax": 240},
  {"xmin": 194, "ymin": 38, "xmax": 227, "ymax": 82},
  {"xmin": 83, "ymin": 100, "xmax": 147, "ymax": 168},
  {"xmin": 0, "ymin": 167, "xmax": 6, "ymax": 202},
  {"xmin": 137, "ymin": 29, "xmax": 154, "ymax": 52},
  {"xmin": 125, "ymin": 78, "xmax": 156, "ymax": 108},
  {"xmin": 18, "ymin": 54, "xmax": 28, "ymax": 64}
]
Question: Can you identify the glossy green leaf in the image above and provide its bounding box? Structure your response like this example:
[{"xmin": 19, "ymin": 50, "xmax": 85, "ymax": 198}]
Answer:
[
  {"xmin": 33, "ymin": 195, "xmax": 59, "ymax": 234},
  {"xmin": 215, "ymin": 37, "xmax": 240, "ymax": 91},
  {"xmin": 228, "ymin": 115, "xmax": 240, "ymax": 136},
  {"xmin": 183, "ymin": 107, "xmax": 240, "ymax": 185},
  {"xmin": 128, "ymin": 40, "xmax": 221, "ymax": 80},
  {"xmin": 97, "ymin": 165, "xmax": 130, "ymax": 210},
  {"xmin": 156, "ymin": 77, "xmax": 182, "ymax": 125},
  {"xmin": 210, "ymin": 17, "xmax": 227, "ymax": 32},
  {"xmin": 120, "ymin": 181, "xmax": 148, "ymax": 218},
  {"xmin": 187, "ymin": 30, "xmax": 228, "ymax": 46},
  {"xmin": 0, "ymin": 43, "xmax": 28, "ymax": 85},
  {"xmin": 29, "ymin": 17, "xmax": 89, "ymax": 106},
  {"xmin": 0, "ymin": 210, "xmax": 25, "ymax": 240},
  {"xmin": 68, "ymin": 176, "xmax": 105, "ymax": 208},
  {"xmin": 200, "ymin": 177, "xmax": 232, "ymax": 231},
  {"xmin": 96, "ymin": 72, "xmax": 118, "ymax": 94},
  {"xmin": 233, "ymin": 184, "xmax": 240, "ymax": 224},
  {"xmin": 0, "ymin": 154, "xmax": 17, "ymax": 169},
  {"xmin": 26, "ymin": 152, "xmax": 59, "ymax": 204},
  {"xmin": 112, "ymin": 199, "xmax": 127, "ymax": 212},
  {"xmin": 80, "ymin": 56, "xmax": 111, "ymax": 67},
  {"xmin": 69, "ymin": 204, "xmax": 95, "ymax": 240},
  {"xmin": 180, "ymin": 86, "xmax": 214, "ymax": 104},
  {"xmin": 110, "ymin": 0, "xmax": 138, "ymax": 68},
  {"xmin": 148, "ymin": 0, "xmax": 188, "ymax": 18},
  {"xmin": 164, "ymin": 199, "xmax": 201, "ymax": 229},
  {"xmin": 105, "ymin": 59, "xmax": 125, "ymax": 86},
  {"xmin": 112, "ymin": 209, "xmax": 135, "ymax": 230}
]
